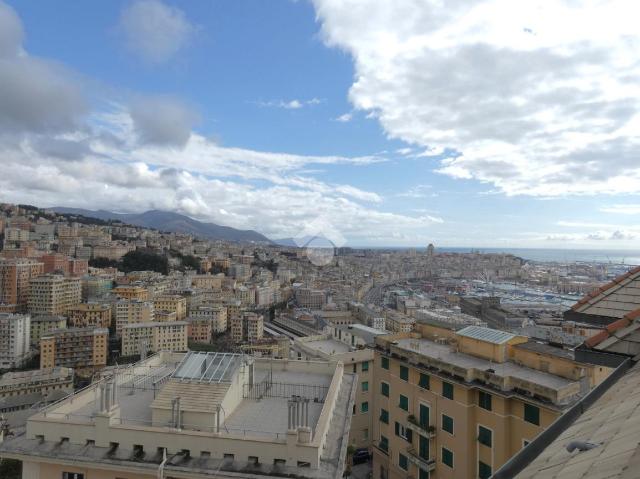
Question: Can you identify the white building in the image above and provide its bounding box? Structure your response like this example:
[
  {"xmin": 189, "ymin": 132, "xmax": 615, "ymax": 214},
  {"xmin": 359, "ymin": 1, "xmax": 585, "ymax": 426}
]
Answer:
[{"xmin": 0, "ymin": 313, "xmax": 31, "ymax": 369}]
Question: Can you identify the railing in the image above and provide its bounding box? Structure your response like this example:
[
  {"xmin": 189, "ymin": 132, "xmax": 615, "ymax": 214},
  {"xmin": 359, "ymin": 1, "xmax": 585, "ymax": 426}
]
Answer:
[
  {"xmin": 406, "ymin": 448, "xmax": 436, "ymax": 472},
  {"xmin": 243, "ymin": 380, "xmax": 328, "ymax": 402},
  {"xmin": 406, "ymin": 415, "xmax": 436, "ymax": 438}
]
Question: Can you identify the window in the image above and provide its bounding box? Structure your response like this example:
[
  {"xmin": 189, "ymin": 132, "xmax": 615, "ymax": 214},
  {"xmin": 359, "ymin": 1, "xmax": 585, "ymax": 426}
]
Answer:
[
  {"xmin": 379, "ymin": 435, "xmax": 389, "ymax": 452},
  {"xmin": 442, "ymin": 447, "xmax": 454, "ymax": 468},
  {"xmin": 353, "ymin": 364, "xmax": 357, "ymax": 373},
  {"xmin": 524, "ymin": 403, "xmax": 540, "ymax": 425},
  {"xmin": 442, "ymin": 414, "xmax": 454, "ymax": 434},
  {"xmin": 62, "ymin": 474, "xmax": 84, "ymax": 479},
  {"xmin": 362, "ymin": 361, "xmax": 369, "ymax": 372},
  {"xmin": 361, "ymin": 401, "xmax": 369, "ymax": 413},
  {"xmin": 395, "ymin": 421, "xmax": 412, "ymax": 442},
  {"xmin": 478, "ymin": 425, "xmax": 492, "ymax": 447},
  {"xmin": 399, "ymin": 453, "xmax": 408, "ymax": 471},
  {"xmin": 479, "ymin": 461, "xmax": 492, "ymax": 479},
  {"xmin": 419, "ymin": 373, "xmax": 430, "ymax": 389},
  {"xmin": 381, "ymin": 356, "xmax": 389, "ymax": 369},
  {"xmin": 381, "ymin": 381, "xmax": 389, "ymax": 397},
  {"xmin": 400, "ymin": 365, "xmax": 409, "ymax": 381},
  {"xmin": 478, "ymin": 390, "xmax": 492, "ymax": 411},
  {"xmin": 523, "ymin": 439, "xmax": 530, "ymax": 448},
  {"xmin": 419, "ymin": 403, "xmax": 430, "ymax": 427},
  {"xmin": 380, "ymin": 408, "xmax": 389, "ymax": 424},
  {"xmin": 442, "ymin": 381, "xmax": 454, "ymax": 400},
  {"xmin": 419, "ymin": 468, "xmax": 429, "ymax": 479},
  {"xmin": 399, "ymin": 394, "xmax": 409, "ymax": 411},
  {"xmin": 362, "ymin": 381, "xmax": 369, "ymax": 392}
]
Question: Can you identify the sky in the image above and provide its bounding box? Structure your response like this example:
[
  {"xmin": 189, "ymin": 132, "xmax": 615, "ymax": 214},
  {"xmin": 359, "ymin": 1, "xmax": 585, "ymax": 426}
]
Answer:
[{"xmin": 1, "ymin": 0, "xmax": 639, "ymax": 248}]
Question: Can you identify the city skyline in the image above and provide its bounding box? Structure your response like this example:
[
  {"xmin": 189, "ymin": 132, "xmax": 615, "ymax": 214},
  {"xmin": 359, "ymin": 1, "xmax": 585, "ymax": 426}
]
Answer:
[{"xmin": 1, "ymin": 0, "xmax": 640, "ymax": 248}]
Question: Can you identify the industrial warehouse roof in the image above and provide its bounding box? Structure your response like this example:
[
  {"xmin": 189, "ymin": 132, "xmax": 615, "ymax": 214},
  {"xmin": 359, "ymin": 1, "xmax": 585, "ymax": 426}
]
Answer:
[
  {"xmin": 171, "ymin": 351, "xmax": 243, "ymax": 383},
  {"xmin": 457, "ymin": 325, "xmax": 516, "ymax": 344}
]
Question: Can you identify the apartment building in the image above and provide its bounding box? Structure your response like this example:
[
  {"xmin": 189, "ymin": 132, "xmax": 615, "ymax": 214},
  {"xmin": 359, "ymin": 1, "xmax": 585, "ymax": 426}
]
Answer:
[
  {"xmin": 40, "ymin": 327, "xmax": 108, "ymax": 372},
  {"xmin": 81, "ymin": 275, "xmax": 113, "ymax": 301},
  {"xmin": 296, "ymin": 287, "xmax": 327, "ymax": 309},
  {"xmin": 386, "ymin": 312, "xmax": 416, "ymax": 333},
  {"xmin": 121, "ymin": 321, "xmax": 188, "ymax": 356},
  {"xmin": 371, "ymin": 325, "xmax": 612, "ymax": 479},
  {"xmin": 190, "ymin": 305, "xmax": 228, "ymax": 333},
  {"xmin": 30, "ymin": 315, "xmax": 66, "ymax": 346},
  {"xmin": 41, "ymin": 253, "xmax": 69, "ymax": 274},
  {"xmin": 191, "ymin": 274, "xmax": 223, "ymax": 289},
  {"xmin": 28, "ymin": 275, "xmax": 82, "ymax": 316},
  {"xmin": 231, "ymin": 312, "xmax": 264, "ymax": 343},
  {"xmin": 112, "ymin": 284, "xmax": 150, "ymax": 301},
  {"xmin": 0, "ymin": 367, "xmax": 73, "ymax": 400},
  {"xmin": 0, "ymin": 351, "xmax": 356, "ymax": 479},
  {"xmin": 187, "ymin": 317, "xmax": 213, "ymax": 343},
  {"xmin": 0, "ymin": 258, "xmax": 44, "ymax": 311},
  {"xmin": 67, "ymin": 303, "xmax": 111, "ymax": 328},
  {"xmin": 153, "ymin": 294, "xmax": 187, "ymax": 320},
  {"xmin": 0, "ymin": 313, "xmax": 31, "ymax": 369},
  {"xmin": 114, "ymin": 299, "xmax": 155, "ymax": 336},
  {"xmin": 293, "ymin": 324, "xmax": 386, "ymax": 449}
]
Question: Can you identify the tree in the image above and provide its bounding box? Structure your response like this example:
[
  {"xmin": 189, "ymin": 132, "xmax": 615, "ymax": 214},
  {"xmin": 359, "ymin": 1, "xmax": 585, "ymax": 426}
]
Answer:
[{"xmin": 121, "ymin": 249, "xmax": 169, "ymax": 274}]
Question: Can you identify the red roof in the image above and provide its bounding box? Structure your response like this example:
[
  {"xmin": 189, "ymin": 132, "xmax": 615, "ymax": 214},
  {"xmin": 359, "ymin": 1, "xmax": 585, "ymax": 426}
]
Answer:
[{"xmin": 583, "ymin": 307, "xmax": 640, "ymax": 349}]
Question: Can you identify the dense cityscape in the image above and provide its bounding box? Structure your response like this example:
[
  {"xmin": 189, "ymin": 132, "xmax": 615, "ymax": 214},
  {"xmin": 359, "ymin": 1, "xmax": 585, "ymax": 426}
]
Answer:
[
  {"xmin": 0, "ymin": 201, "xmax": 637, "ymax": 479},
  {"xmin": 2, "ymin": 0, "xmax": 640, "ymax": 478}
]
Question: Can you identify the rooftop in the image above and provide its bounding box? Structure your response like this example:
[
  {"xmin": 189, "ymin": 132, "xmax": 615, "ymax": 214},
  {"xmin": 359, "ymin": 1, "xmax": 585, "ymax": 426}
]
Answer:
[
  {"xmin": 392, "ymin": 337, "xmax": 583, "ymax": 405},
  {"xmin": 457, "ymin": 325, "xmax": 516, "ymax": 344},
  {"xmin": 514, "ymin": 360, "xmax": 640, "ymax": 479},
  {"xmin": 0, "ymin": 351, "xmax": 356, "ymax": 478},
  {"xmin": 302, "ymin": 338, "xmax": 351, "ymax": 355}
]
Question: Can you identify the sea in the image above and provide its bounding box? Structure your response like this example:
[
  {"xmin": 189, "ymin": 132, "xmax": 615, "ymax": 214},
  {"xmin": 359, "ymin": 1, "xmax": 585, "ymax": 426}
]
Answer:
[{"xmin": 365, "ymin": 247, "xmax": 640, "ymax": 265}]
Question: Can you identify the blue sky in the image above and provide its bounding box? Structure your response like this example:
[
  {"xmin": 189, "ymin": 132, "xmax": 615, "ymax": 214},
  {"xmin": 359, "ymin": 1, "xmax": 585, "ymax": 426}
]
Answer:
[{"xmin": 1, "ymin": 0, "xmax": 639, "ymax": 248}]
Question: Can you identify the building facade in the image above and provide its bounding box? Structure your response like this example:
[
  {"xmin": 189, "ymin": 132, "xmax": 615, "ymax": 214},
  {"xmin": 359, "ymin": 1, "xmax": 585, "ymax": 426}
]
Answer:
[
  {"xmin": 67, "ymin": 303, "xmax": 111, "ymax": 328},
  {"xmin": 0, "ymin": 313, "xmax": 31, "ymax": 369},
  {"xmin": 40, "ymin": 327, "xmax": 108, "ymax": 372},
  {"xmin": 121, "ymin": 321, "xmax": 188, "ymax": 356},
  {"xmin": 28, "ymin": 275, "xmax": 82, "ymax": 316}
]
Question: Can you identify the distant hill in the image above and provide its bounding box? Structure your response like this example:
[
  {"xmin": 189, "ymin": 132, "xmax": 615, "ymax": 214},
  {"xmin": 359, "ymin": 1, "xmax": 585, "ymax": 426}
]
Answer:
[{"xmin": 53, "ymin": 208, "xmax": 272, "ymax": 244}]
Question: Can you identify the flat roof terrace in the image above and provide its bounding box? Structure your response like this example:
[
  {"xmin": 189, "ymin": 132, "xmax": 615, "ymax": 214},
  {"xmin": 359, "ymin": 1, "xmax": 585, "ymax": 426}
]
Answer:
[
  {"xmin": 392, "ymin": 338, "xmax": 581, "ymax": 405},
  {"xmin": 302, "ymin": 338, "xmax": 352, "ymax": 355}
]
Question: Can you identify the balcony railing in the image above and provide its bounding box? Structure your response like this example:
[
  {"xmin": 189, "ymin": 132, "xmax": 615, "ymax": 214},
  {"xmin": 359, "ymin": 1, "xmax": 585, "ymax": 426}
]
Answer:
[
  {"xmin": 406, "ymin": 415, "xmax": 436, "ymax": 438},
  {"xmin": 406, "ymin": 448, "xmax": 436, "ymax": 472}
]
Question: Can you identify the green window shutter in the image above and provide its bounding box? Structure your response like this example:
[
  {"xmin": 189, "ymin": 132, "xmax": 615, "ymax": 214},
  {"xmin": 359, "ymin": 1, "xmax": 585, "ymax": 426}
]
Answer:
[{"xmin": 524, "ymin": 403, "xmax": 540, "ymax": 425}]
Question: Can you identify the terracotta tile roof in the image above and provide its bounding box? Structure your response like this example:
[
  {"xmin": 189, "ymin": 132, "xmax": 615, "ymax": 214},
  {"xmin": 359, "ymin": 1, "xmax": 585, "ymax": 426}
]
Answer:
[
  {"xmin": 583, "ymin": 307, "xmax": 640, "ymax": 348},
  {"xmin": 570, "ymin": 267, "xmax": 640, "ymax": 318}
]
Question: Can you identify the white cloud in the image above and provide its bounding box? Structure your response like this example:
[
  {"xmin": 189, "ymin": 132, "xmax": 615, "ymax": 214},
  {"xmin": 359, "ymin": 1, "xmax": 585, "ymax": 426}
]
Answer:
[
  {"xmin": 118, "ymin": 0, "xmax": 196, "ymax": 64},
  {"xmin": 129, "ymin": 95, "xmax": 199, "ymax": 147},
  {"xmin": 313, "ymin": 0, "xmax": 640, "ymax": 197},
  {"xmin": 334, "ymin": 112, "xmax": 352, "ymax": 122},
  {"xmin": 253, "ymin": 98, "xmax": 324, "ymax": 109},
  {"xmin": 600, "ymin": 204, "xmax": 640, "ymax": 215},
  {"xmin": 397, "ymin": 184, "xmax": 437, "ymax": 199}
]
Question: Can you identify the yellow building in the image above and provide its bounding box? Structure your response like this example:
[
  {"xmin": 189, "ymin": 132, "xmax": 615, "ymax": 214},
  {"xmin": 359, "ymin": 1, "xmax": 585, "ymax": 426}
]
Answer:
[
  {"xmin": 114, "ymin": 299, "xmax": 155, "ymax": 336},
  {"xmin": 371, "ymin": 325, "xmax": 612, "ymax": 479},
  {"xmin": 30, "ymin": 315, "xmax": 67, "ymax": 346},
  {"xmin": 40, "ymin": 327, "xmax": 108, "ymax": 373},
  {"xmin": 28, "ymin": 275, "xmax": 82, "ymax": 316},
  {"xmin": 120, "ymin": 320, "xmax": 187, "ymax": 357},
  {"xmin": 113, "ymin": 285, "xmax": 149, "ymax": 301},
  {"xmin": 153, "ymin": 294, "xmax": 187, "ymax": 320},
  {"xmin": 67, "ymin": 303, "xmax": 111, "ymax": 328}
]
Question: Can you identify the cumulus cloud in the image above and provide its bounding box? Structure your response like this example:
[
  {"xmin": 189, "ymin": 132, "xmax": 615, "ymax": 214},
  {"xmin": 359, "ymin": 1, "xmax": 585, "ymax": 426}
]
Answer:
[
  {"xmin": 129, "ymin": 96, "xmax": 199, "ymax": 147},
  {"xmin": 313, "ymin": 0, "xmax": 640, "ymax": 197},
  {"xmin": 118, "ymin": 0, "xmax": 196, "ymax": 64},
  {"xmin": 0, "ymin": 1, "xmax": 23, "ymax": 57},
  {"xmin": 334, "ymin": 112, "xmax": 352, "ymax": 122},
  {"xmin": 0, "ymin": 2, "xmax": 85, "ymax": 134}
]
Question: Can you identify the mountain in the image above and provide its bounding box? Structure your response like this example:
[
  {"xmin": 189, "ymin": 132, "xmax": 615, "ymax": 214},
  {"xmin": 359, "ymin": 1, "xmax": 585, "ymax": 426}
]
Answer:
[{"xmin": 53, "ymin": 208, "xmax": 272, "ymax": 244}]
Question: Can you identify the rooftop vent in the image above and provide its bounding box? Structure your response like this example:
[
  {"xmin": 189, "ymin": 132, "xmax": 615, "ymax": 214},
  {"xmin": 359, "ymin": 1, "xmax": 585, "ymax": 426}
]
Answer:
[{"xmin": 566, "ymin": 441, "xmax": 601, "ymax": 453}]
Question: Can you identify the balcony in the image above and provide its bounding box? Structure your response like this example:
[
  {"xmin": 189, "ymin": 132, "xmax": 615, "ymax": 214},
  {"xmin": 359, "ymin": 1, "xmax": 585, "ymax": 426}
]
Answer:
[
  {"xmin": 406, "ymin": 415, "xmax": 436, "ymax": 438},
  {"xmin": 406, "ymin": 448, "xmax": 436, "ymax": 472}
]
